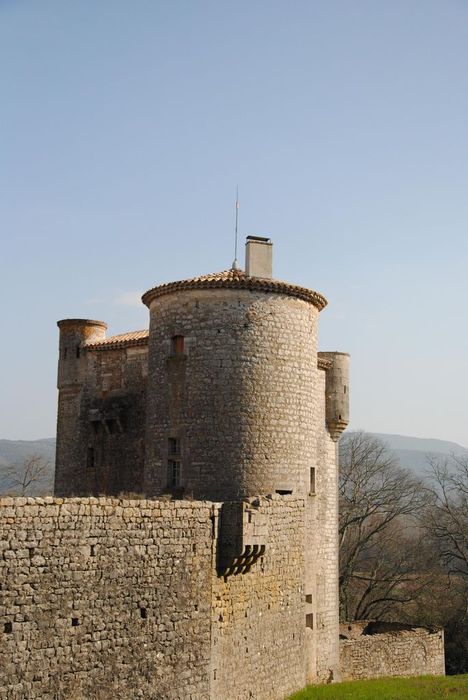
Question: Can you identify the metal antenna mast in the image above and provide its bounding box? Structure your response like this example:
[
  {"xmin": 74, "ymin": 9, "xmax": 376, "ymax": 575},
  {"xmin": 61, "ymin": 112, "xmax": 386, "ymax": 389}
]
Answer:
[{"xmin": 231, "ymin": 186, "xmax": 240, "ymax": 270}]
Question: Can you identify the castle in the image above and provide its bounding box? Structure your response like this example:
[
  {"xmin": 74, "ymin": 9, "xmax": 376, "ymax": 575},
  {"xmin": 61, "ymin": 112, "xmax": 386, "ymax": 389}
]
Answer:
[
  {"xmin": 1, "ymin": 238, "xmax": 352, "ymax": 700},
  {"xmin": 0, "ymin": 238, "xmax": 445, "ymax": 699},
  {"xmin": 52, "ymin": 237, "xmax": 349, "ymax": 697}
]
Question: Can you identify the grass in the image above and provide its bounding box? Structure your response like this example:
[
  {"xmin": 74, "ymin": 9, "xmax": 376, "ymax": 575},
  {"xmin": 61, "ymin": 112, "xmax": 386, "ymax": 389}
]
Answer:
[{"xmin": 288, "ymin": 675, "xmax": 468, "ymax": 700}]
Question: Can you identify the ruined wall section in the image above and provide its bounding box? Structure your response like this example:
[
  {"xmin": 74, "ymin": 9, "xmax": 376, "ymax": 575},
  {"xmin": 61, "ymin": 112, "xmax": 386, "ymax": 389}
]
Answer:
[
  {"xmin": 211, "ymin": 495, "xmax": 306, "ymax": 700},
  {"xmin": 0, "ymin": 496, "xmax": 308, "ymax": 700},
  {"xmin": 144, "ymin": 289, "xmax": 318, "ymax": 502},
  {"xmin": 339, "ymin": 623, "xmax": 445, "ymax": 680}
]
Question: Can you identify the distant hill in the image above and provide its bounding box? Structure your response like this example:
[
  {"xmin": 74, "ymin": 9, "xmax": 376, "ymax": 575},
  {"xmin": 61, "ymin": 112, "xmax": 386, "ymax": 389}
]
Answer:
[
  {"xmin": 0, "ymin": 438, "xmax": 55, "ymax": 495},
  {"xmin": 0, "ymin": 432, "xmax": 466, "ymax": 495},
  {"xmin": 370, "ymin": 433, "xmax": 468, "ymax": 476}
]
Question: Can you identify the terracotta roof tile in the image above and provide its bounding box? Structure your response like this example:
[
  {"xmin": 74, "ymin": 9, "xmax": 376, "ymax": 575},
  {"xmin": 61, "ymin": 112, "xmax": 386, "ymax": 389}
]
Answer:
[
  {"xmin": 141, "ymin": 268, "xmax": 327, "ymax": 310},
  {"xmin": 85, "ymin": 329, "xmax": 149, "ymax": 351}
]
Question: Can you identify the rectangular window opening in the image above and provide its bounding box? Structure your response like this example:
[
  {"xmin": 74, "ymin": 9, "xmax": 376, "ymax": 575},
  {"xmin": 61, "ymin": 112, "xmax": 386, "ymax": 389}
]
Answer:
[
  {"xmin": 87, "ymin": 448, "xmax": 95, "ymax": 470},
  {"xmin": 309, "ymin": 467, "xmax": 316, "ymax": 495},
  {"xmin": 171, "ymin": 335, "xmax": 184, "ymax": 355},
  {"xmin": 306, "ymin": 613, "xmax": 314, "ymax": 629},
  {"xmin": 275, "ymin": 489, "xmax": 293, "ymax": 496},
  {"xmin": 168, "ymin": 437, "xmax": 180, "ymax": 455},
  {"xmin": 140, "ymin": 607, "xmax": 147, "ymax": 619},
  {"xmin": 76, "ymin": 346, "xmax": 81, "ymax": 358},
  {"xmin": 305, "ymin": 594, "xmax": 313, "ymax": 604},
  {"xmin": 71, "ymin": 618, "xmax": 79, "ymax": 627},
  {"xmin": 168, "ymin": 460, "xmax": 181, "ymax": 488}
]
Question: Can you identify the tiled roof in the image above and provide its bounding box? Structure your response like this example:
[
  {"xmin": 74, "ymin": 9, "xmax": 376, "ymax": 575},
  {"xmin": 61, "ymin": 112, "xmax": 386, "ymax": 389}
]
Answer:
[
  {"xmin": 142, "ymin": 268, "xmax": 327, "ymax": 310},
  {"xmin": 85, "ymin": 329, "xmax": 149, "ymax": 351}
]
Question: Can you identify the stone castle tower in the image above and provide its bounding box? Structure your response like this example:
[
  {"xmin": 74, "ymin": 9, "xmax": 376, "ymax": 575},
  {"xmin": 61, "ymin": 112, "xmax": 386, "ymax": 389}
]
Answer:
[{"xmin": 54, "ymin": 237, "xmax": 349, "ymax": 688}]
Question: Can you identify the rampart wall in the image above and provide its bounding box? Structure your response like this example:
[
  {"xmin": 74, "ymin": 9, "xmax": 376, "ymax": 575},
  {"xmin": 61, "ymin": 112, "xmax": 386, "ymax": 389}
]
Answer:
[
  {"xmin": 339, "ymin": 622, "xmax": 445, "ymax": 680},
  {"xmin": 0, "ymin": 495, "xmax": 306, "ymax": 700}
]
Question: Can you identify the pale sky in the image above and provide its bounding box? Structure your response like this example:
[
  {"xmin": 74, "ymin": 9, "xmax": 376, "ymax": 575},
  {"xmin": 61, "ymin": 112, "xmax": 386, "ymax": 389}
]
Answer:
[{"xmin": 1, "ymin": 0, "xmax": 467, "ymax": 446}]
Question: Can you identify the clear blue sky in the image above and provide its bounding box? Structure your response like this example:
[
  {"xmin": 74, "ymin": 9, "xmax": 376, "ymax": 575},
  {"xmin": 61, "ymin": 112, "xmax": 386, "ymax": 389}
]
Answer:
[{"xmin": 1, "ymin": 0, "xmax": 467, "ymax": 446}]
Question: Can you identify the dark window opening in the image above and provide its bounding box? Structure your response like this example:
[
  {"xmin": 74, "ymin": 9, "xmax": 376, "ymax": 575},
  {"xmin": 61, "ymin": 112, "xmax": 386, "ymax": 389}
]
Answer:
[
  {"xmin": 28, "ymin": 547, "xmax": 35, "ymax": 558},
  {"xmin": 140, "ymin": 607, "xmax": 147, "ymax": 619},
  {"xmin": 168, "ymin": 437, "xmax": 180, "ymax": 455},
  {"xmin": 306, "ymin": 613, "xmax": 314, "ymax": 629},
  {"xmin": 90, "ymin": 545, "xmax": 96, "ymax": 556},
  {"xmin": 168, "ymin": 460, "xmax": 181, "ymax": 488},
  {"xmin": 4, "ymin": 622, "xmax": 12, "ymax": 633},
  {"xmin": 87, "ymin": 448, "xmax": 95, "ymax": 470},
  {"xmin": 310, "ymin": 467, "xmax": 316, "ymax": 495},
  {"xmin": 107, "ymin": 419, "xmax": 117, "ymax": 435},
  {"xmin": 71, "ymin": 618, "xmax": 79, "ymax": 627},
  {"xmin": 171, "ymin": 335, "xmax": 184, "ymax": 355},
  {"xmin": 305, "ymin": 594, "xmax": 313, "ymax": 604},
  {"xmin": 275, "ymin": 489, "xmax": 293, "ymax": 496},
  {"xmin": 63, "ymin": 347, "xmax": 68, "ymax": 359},
  {"xmin": 76, "ymin": 346, "xmax": 81, "ymax": 358}
]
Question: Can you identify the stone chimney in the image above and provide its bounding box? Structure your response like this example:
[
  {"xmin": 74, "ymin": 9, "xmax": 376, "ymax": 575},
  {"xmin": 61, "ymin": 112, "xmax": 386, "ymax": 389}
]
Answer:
[{"xmin": 245, "ymin": 236, "xmax": 273, "ymax": 279}]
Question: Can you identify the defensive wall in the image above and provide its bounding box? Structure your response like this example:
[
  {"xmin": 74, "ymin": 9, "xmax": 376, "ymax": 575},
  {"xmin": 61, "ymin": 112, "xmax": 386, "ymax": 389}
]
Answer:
[
  {"xmin": 339, "ymin": 621, "xmax": 445, "ymax": 680},
  {"xmin": 0, "ymin": 495, "xmax": 306, "ymax": 700}
]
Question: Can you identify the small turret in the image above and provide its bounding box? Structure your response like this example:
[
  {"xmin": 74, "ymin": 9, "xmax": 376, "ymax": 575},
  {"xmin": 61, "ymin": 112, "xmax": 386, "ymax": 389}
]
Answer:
[
  {"xmin": 57, "ymin": 319, "xmax": 107, "ymax": 389},
  {"xmin": 319, "ymin": 351, "xmax": 350, "ymax": 441}
]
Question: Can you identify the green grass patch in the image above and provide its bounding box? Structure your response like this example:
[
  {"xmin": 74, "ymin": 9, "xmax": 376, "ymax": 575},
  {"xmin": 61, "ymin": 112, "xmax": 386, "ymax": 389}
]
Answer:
[{"xmin": 288, "ymin": 675, "xmax": 468, "ymax": 700}]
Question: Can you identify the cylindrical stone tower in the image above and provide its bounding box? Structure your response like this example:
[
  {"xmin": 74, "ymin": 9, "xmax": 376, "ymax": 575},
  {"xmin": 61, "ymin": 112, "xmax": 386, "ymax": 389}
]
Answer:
[
  {"xmin": 142, "ymin": 254, "xmax": 327, "ymax": 502},
  {"xmin": 318, "ymin": 352, "xmax": 350, "ymax": 441},
  {"xmin": 55, "ymin": 319, "xmax": 107, "ymax": 495}
]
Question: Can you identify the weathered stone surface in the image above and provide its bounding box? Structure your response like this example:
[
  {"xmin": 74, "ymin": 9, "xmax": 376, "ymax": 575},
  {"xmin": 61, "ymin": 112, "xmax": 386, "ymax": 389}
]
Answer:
[
  {"xmin": 339, "ymin": 621, "xmax": 445, "ymax": 680},
  {"xmin": 0, "ymin": 496, "xmax": 307, "ymax": 700}
]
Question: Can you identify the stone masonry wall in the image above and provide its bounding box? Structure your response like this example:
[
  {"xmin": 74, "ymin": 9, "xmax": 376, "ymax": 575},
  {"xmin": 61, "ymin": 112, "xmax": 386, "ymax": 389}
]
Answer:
[
  {"xmin": 0, "ymin": 496, "xmax": 307, "ymax": 700},
  {"xmin": 0, "ymin": 497, "xmax": 213, "ymax": 700},
  {"xmin": 211, "ymin": 495, "xmax": 306, "ymax": 700},
  {"xmin": 340, "ymin": 623, "xmax": 445, "ymax": 680}
]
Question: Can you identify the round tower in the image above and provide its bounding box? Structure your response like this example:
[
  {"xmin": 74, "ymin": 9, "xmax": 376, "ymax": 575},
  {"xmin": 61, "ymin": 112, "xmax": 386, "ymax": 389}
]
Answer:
[
  {"xmin": 142, "ymin": 241, "xmax": 327, "ymax": 501},
  {"xmin": 55, "ymin": 319, "xmax": 107, "ymax": 496},
  {"xmin": 57, "ymin": 319, "xmax": 107, "ymax": 389}
]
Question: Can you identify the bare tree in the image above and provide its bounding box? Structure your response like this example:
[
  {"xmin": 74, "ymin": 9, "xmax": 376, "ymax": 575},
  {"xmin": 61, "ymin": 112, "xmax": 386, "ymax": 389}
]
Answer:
[
  {"xmin": 424, "ymin": 453, "xmax": 468, "ymax": 580},
  {"xmin": 0, "ymin": 454, "xmax": 50, "ymax": 496},
  {"xmin": 339, "ymin": 432, "xmax": 428, "ymax": 620}
]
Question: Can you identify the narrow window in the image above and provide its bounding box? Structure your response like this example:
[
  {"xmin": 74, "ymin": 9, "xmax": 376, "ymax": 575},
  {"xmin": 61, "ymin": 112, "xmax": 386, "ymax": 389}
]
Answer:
[
  {"xmin": 171, "ymin": 335, "xmax": 184, "ymax": 355},
  {"xmin": 63, "ymin": 347, "xmax": 68, "ymax": 359},
  {"xmin": 309, "ymin": 467, "xmax": 316, "ymax": 495},
  {"xmin": 168, "ymin": 460, "xmax": 181, "ymax": 487},
  {"xmin": 140, "ymin": 607, "xmax": 147, "ymax": 619},
  {"xmin": 306, "ymin": 613, "xmax": 314, "ymax": 629},
  {"xmin": 4, "ymin": 622, "xmax": 12, "ymax": 633},
  {"xmin": 87, "ymin": 448, "xmax": 95, "ymax": 470},
  {"xmin": 168, "ymin": 437, "xmax": 180, "ymax": 455},
  {"xmin": 76, "ymin": 346, "xmax": 81, "ymax": 358}
]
